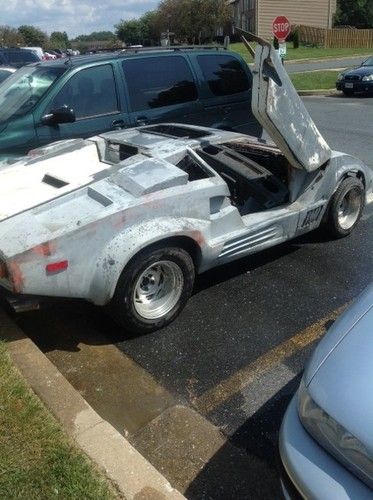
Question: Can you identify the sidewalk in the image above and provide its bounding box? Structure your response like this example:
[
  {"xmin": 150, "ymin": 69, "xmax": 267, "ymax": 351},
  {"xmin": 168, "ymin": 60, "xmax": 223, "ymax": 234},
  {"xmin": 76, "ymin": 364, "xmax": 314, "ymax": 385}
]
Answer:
[{"xmin": 0, "ymin": 308, "xmax": 184, "ymax": 500}]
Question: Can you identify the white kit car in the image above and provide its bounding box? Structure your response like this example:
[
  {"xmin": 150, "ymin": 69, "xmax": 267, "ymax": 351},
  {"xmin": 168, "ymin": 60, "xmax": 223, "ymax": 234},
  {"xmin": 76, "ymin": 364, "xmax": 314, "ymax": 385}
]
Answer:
[{"xmin": 0, "ymin": 35, "xmax": 371, "ymax": 333}]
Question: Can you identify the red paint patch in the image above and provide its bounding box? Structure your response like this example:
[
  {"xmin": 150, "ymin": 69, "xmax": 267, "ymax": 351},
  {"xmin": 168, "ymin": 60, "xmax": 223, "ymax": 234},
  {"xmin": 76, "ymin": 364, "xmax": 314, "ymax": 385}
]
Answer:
[
  {"xmin": 8, "ymin": 261, "xmax": 25, "ymax": 293},
  {"xmin": 192, "ymin": 231, "xmax": 205, "ymax": 247},
  {"xmin": 32, "ymin": 241, "xmax": 56, "ymax": 257}
]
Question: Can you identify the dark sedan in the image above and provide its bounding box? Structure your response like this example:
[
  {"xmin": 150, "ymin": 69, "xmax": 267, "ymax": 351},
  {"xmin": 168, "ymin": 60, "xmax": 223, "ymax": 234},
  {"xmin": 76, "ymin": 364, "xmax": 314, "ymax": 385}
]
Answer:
[{"xmin": 336, "ymin": 56, "xmax": 373, "ymax": 96}]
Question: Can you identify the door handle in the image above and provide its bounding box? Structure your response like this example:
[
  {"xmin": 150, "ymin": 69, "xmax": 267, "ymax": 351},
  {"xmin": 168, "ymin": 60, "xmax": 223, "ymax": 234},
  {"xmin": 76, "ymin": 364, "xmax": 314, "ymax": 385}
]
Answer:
[
  {"xmin": 135, "ymin": 116, "xmax": 148, "ymax": 126},
  {"xmin": 112, "ymin": 119, "xmax": 125, "ymax": 128}
]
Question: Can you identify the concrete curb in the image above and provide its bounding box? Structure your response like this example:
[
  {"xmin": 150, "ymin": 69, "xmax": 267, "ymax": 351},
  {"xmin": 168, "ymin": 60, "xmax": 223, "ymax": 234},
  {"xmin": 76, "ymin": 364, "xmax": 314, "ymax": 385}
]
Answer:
[
  {"xmin": 0, "ymin": 309, "xmax": 185, "ymax": 500},
  {"xmin": 298, "ymin": 89, "xmax": 339, "ymax": 96}
]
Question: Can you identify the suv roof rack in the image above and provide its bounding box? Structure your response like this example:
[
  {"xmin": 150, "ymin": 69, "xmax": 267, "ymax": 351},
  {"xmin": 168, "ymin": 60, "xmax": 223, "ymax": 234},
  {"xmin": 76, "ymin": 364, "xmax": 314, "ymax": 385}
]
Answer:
[{"xmin": 117, "ymin": 45, "xmax": 227, "ymax": 55}]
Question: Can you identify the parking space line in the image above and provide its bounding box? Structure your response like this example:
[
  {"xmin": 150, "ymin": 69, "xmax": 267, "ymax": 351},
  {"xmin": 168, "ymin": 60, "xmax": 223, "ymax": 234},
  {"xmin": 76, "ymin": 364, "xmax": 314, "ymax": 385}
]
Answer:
[{"xmin": 194, "ymin": 304, "xmax": 349, "ymax": 415}]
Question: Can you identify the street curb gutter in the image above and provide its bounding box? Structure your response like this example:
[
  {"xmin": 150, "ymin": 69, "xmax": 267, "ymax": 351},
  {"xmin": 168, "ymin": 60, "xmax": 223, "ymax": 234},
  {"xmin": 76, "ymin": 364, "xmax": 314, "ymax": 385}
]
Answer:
[
  {"xmin": 298, "ymin": 89, "xmax": 338, "ymax": 96},
  {"xmin": 0, "ymin": 310, "xmax": 185, "ymax": 500}
]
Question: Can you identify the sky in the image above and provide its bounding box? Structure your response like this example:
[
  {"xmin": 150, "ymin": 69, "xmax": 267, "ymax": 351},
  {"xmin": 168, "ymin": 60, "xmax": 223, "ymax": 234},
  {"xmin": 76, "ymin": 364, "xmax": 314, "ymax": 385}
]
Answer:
[{"xmin": 1, "ymin": 0, "xmax": 159, "ymax": 37}]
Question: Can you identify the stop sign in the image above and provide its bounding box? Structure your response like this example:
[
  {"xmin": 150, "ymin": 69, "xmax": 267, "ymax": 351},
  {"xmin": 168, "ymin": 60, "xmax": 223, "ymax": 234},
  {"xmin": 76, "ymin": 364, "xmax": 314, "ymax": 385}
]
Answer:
[{"xmin": 272, "ymin": 16, "xmax": 291, "ymax": 41}]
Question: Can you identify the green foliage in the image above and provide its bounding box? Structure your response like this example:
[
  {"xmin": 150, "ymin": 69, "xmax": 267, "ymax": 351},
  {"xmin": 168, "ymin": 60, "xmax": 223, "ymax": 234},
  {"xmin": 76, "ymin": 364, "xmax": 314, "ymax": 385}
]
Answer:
[
  {"xmin": 18, "ymin": 25, "xmax": 48, "ymax": 47},
  {"xmin": 0, "ymin": 26, "xmax": 24, "ymax": 47},
  {"xmin": 49, "ymin": 31, "xmax": 69, "ymax": 49},
  {"xmin": 115, "ymin": 19, "xmax": 144, "ymax": 45},
  {"xmin": 335, "ymin": 0, "xmax": 373, "ymax": 28},
  {"xmin": 74, "ymin": 31, "xmax": 118, "ymax": 42},
  {"xmin": 156, "ymin": 0, "xmax": 230, "ymax": 43}
]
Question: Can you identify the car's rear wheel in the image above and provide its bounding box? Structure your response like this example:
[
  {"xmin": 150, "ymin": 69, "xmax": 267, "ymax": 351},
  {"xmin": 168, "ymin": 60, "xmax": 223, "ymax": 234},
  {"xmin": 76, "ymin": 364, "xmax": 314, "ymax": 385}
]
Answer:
[
  {"xmin": 109, "ymin": 246, "xmax": 195, "ymax": 334},
  {"xmin": 325, "ymin": 177, "xmax": 365, "ymax": 238},
  {"xmin": 342, "ymin": 89, "xmax": 354, "ymax": 97}
]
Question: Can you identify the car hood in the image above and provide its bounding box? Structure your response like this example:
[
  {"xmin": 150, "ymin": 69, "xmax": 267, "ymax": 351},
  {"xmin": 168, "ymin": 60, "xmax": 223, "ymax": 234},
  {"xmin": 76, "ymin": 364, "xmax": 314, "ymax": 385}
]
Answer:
[
  {"xmin": 344, "ymin": 66, "xmax": 373, "ymax": 77},
  {"xmin": 0, "ymin": 139, "xmax": 105, "ymax": 221},
  {"xmin": 237, "ymin": 29, "xmax": 332, "ymax": 172},
  {"xmin": 305, "ymin": 284, "xmax": 373, "ymax": 454}
]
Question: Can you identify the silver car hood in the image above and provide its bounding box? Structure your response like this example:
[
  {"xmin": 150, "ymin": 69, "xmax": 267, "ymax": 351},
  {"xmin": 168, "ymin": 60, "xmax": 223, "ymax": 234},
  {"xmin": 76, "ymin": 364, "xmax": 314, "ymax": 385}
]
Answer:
[
  {"xmin": 248, "ymin": 32, "xmax": 332, "ymax": 172},
  {"xmin": 305, "ymin": 284, "xmax": 373, "ymax": 454}
]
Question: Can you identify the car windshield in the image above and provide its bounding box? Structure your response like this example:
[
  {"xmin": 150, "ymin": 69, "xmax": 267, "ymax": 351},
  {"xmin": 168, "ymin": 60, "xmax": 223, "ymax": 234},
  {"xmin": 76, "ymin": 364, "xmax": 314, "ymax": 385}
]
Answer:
[
  {"xmin": 0, "ymin": 65, "xmax": 66, "ymax": 124},
  {"xmin": 362, "ymin": 56, "xmax": 373, "ymax": 67}
]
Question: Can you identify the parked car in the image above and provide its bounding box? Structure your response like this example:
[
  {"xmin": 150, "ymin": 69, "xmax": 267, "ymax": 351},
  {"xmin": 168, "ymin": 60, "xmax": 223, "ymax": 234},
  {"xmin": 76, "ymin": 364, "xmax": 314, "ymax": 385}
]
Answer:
[
  {"xmin": 0, "ymin": 36, "xmax": 371, "ymax": 334},
  {"xmin": 0, "ymin": 45, "xmax": 261, "ymax": 162},
  {"xmin": 0, "ymin": 48, "xmax": 39, "ymax": 69},
  {"xmin": 0, "ymin": 66, "xmax": 16, "ymax": 84},
  {"xmin": 44, "ymin": 51, "xmax": 57, "ymax": 60},
  {"xmin": 21, "ymin": 46, "xmax": 44, "ymax": 61},
  {"xmin": 280, "ymin": 283, "xmax": 373, "ymax": 499},
  {"xmin": 336, "ymin": 56, "xmax": 373, "ymax": 96}
]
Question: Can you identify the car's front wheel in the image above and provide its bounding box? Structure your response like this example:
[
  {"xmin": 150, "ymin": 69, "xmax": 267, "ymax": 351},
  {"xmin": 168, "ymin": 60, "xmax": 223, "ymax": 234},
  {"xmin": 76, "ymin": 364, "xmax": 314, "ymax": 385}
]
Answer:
[
  {"xmin": 325, "ymin": 177, "xmax": 365, "ymax": 238},
  {"xmin": 109, "ymin": 246, "xmax": 195, "ymax": 334}
]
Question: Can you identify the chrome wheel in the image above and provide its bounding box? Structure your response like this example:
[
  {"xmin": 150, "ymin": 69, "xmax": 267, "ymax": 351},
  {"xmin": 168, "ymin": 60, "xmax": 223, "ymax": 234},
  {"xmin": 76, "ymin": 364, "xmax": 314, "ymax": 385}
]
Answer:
[
  {"xmin": 337, "ymin": 188, "xmax": 362, "ymax": 230},
  {"xmin": 133, "ymin": 261, "xmax": 184, "ymax": 320}
]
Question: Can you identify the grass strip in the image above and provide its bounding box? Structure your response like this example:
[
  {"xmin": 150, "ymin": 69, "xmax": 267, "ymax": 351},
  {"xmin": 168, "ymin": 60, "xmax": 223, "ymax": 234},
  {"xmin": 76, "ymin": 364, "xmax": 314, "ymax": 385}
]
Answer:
[
  {"xmin": 0, "ymin": 342, "xmax": 118, "ymax": 499},
  {"xmin": 290, "ymin": 70, "xmax": 340, "ymax": 90}
]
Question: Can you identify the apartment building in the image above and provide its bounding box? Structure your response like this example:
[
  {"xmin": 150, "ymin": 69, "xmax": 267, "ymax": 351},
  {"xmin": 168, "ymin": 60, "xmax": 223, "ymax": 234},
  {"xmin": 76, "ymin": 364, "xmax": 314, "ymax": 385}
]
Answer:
[{"xmin": 229, "ymin": 0, "xmax": 337, "ymax": 40}]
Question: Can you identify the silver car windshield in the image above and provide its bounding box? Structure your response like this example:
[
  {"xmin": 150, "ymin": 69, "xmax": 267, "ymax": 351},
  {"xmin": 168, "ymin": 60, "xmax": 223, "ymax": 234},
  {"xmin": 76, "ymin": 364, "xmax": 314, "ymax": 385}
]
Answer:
[{"xmin": 0, "ymin": 65, "xmax": 66, "ymax": 124}]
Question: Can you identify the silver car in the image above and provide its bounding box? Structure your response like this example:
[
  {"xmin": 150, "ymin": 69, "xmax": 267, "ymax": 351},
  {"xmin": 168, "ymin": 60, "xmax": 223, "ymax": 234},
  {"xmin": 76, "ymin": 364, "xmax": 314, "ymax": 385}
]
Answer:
[
  {"xmin": 280, "ymin": 284, "xmax": 373, "ymax": 499},
  {"xmin": 0, "ymin": 35, "xmax": 371, "ymax": 334}
]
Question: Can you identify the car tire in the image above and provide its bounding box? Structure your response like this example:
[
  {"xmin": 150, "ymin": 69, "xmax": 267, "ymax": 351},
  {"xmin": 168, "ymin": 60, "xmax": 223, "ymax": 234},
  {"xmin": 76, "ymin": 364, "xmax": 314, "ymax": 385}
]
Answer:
[
  {"xmin": 108, "ymin": 246, "xmax": 195, "ymax": 334},
  {"xmin": 325, "ymin": 177, "xmax": 365, "ymax": 238},
  {"xmin": 342, "ymin": 89, "xmax": 354, "ymax": 97}
]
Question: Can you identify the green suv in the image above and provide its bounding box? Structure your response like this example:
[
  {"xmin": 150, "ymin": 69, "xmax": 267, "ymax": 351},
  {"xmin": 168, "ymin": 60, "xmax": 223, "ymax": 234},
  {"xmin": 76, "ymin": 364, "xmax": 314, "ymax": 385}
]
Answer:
[{"xmin": 0, "ymin": 47, "xmax": 260, "ymax": 162}]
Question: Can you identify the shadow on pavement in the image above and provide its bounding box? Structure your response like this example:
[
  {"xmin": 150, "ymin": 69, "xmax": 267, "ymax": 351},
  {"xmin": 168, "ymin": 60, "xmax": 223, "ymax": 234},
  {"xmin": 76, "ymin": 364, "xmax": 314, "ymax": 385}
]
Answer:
[{"xmin": 185, "ymin": 375, "xmax": 301, "ymax": 500}]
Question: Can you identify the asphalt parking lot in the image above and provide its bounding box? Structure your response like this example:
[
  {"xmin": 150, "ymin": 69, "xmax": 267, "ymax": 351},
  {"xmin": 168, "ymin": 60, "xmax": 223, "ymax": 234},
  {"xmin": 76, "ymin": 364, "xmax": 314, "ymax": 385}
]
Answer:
[{"xmin": 13, "ymin": 94, "xmax": 373, "ymax": 499}]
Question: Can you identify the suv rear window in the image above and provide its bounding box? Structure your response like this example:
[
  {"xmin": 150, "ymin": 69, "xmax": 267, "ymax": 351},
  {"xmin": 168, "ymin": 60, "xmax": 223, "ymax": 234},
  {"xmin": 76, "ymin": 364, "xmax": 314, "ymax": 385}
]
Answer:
[
  {"xmin": 123, "ymin": 56, "xmax": 198, "ymax": 111},
  {"xmin": 5, "ymin": 51, "xmax": 38, "ymax": 64},
  {"xmin": 197, "ymin": 55, "xmax": 250, "ymax": 96}
]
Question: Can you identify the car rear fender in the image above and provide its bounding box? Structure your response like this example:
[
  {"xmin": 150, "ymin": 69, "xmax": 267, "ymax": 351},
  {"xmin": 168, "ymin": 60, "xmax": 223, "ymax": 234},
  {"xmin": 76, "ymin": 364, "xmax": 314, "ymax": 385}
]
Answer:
[{"xmin": 88, "ymin": 217, "xmax": 210, "ymax": 305}]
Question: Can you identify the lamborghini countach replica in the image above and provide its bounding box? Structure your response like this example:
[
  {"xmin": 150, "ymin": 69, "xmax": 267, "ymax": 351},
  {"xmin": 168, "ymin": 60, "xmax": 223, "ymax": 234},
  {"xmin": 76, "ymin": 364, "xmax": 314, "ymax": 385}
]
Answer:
[{"xmin": 0, "ymin": 34, "xmax": 371, "ymax": 333}]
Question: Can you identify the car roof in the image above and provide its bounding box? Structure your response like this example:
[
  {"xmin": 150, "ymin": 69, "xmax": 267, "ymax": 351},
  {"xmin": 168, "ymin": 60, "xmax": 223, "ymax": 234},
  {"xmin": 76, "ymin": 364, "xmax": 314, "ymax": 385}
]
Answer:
[
  {"xmin": 0, "ymin": 48, "xmax": 35, "ymax": 53},
  {"xmin": 29, "ymin": 46, "xmax": 234, "ymax": 69}
]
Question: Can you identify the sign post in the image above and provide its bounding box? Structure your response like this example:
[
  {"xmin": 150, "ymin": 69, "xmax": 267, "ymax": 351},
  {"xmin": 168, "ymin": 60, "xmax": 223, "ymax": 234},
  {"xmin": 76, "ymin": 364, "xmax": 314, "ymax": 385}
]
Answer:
[{"xmin": 272, "ymin": 16, "xmax": 291, "ymax": 64}]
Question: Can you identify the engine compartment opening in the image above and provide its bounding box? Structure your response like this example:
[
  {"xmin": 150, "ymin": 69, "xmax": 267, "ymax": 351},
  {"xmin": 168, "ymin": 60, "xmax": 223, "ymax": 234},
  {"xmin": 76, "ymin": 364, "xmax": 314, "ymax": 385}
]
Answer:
[{"xmin": 197, "ymin": 141, "xmax": 290, "ymax": 215}]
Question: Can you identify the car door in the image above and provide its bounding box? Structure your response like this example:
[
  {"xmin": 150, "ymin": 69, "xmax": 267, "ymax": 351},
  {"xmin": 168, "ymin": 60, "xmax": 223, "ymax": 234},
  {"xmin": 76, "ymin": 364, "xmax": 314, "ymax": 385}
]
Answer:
[
  {"xmin": 193, "ymin": 53, "xmax": 261, "ymax": 136},
  {"xmin": 251, "ymin": 37, "xmax": 331, "ymax": 172},
  {"xmin": 35, "ymin": 63, "xmax": 131, "ymax": 146},
  {"xmin": 121, "ymin": 54, "xmax": 205, "ymax": 127}
]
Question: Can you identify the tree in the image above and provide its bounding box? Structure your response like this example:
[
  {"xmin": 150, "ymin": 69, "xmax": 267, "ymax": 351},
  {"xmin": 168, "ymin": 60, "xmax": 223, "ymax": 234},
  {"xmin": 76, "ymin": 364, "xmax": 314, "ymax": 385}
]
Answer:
[
  {"xmin": 155, "ymin": 0, "xmax": 230, "ymax": 43},
  {"xmin": 49, "ymin": 31, "xmax": 69, "ymax": 49},
  {"xmin": 334, "ymin": 0, "xmax": 373, "ymax": 28},
  {"xmin": 115, "ymin": 19, "xmax": 145, "ymax": 45},
  {"xmin": 140, "ymin": 11, "xmax": 159, "ymax": 44},
  {"xmin": 18, "ymin": 25, "xmax": 48, "ymax": 47},
  {"xmin": 0, "ymin": 26, "xmax": 24, "ymax": 47},
  {"xmin": 73, "ymin": 31, "xmax": 117, "ymax": 42}
]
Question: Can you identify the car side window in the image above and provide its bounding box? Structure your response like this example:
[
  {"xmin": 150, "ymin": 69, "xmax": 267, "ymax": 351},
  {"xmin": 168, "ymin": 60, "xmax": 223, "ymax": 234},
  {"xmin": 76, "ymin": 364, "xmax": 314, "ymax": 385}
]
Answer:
[
  {"xmin": 197, "ymin": 55, "xmax": 251, "ymax": 96},
  {"xmin": 122, "ymin": 56, "xmax": 198, "ymax": 111},
  {"xmin": 49, "ymin": 64, "xmax": 119, "ymax": 119}
]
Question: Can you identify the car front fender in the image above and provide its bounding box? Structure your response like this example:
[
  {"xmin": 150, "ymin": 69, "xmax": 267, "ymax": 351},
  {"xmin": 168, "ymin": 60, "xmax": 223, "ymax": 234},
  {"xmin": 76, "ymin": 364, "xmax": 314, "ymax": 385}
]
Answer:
[{"xmin": 88, "ymin": 217, "xmax": 210, "ymax": 305}]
